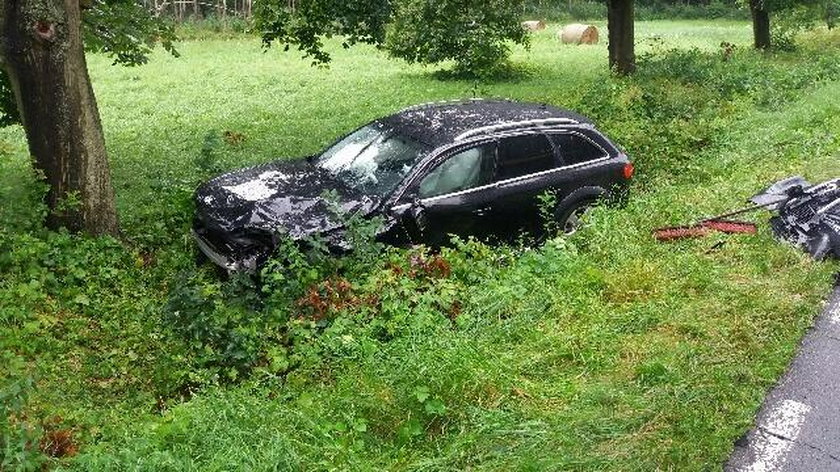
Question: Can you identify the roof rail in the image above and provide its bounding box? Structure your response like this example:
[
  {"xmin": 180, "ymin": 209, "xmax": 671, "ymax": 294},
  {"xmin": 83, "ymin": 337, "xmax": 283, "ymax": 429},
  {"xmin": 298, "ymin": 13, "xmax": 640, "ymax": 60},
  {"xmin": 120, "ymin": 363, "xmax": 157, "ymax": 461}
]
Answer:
[{"xmin": 455, "ymin": 117, "xmax": 580, "ymax": 141}]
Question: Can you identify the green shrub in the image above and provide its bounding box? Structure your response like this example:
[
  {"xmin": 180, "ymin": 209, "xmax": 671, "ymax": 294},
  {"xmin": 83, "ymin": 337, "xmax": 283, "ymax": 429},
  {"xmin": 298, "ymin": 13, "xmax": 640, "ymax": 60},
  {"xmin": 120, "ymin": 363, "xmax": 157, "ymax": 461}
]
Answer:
[
  {"xmin": 165, "ymin": 209, "xmax": 463, "ymax": 383},
  {"xmin": 4, "ymin": 23, "xmax": 840, "ymax": 471},
  {"xmin": 566, "ymin": 1, "xmax": 607, "ymax": 20},
  {"xmin": 175, "ymin": 15, "xmax": 253, "ymax": 40},
  {"xmin": 522, "ymin": 0, "xmax": 747, "ymax": 21},
  {"xmin": 569, "ymin": 42, "xmax": 840, "ymax": 180},
  {"xmin": 1, "ymin": 356, "xmax": 44, "ymax": 472},
  {"xmin": 385, "ymin": 0, "xmax": 529, "ymax": 76},
  {"xmin": 827, "ymin": 0, "xmax": 840, "ymax": 28},
  {"xmin": 771, "ymin": 5, "xmax": 817, "ymax": 50},
  {"xmin": 636, "ymin": 0, "xmax": 747, "ymax": 20},
  {"xmin": 165, "ymin": 271, "xmax": 279, "ymax": 383}
]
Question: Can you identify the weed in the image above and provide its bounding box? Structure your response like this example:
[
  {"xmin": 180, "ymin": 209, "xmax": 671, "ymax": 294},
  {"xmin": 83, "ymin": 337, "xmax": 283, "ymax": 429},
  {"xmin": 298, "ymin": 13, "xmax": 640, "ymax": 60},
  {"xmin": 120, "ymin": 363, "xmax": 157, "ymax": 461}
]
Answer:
[
  {"xmin": 1, "ymin": 356, "xmax": 45, "ymax": 471},
  {"xmin": 196, "ymin": 129, "xmax": 223, "ymax": 176},
  {"xmin": 0, "ymin": 22, "xmax": 838, "ymax": 471}
]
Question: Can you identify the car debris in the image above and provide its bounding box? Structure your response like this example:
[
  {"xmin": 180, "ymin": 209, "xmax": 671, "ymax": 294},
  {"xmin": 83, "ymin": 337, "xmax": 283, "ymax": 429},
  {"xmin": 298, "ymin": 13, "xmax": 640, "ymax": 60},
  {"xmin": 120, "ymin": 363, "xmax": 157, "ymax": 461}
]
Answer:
[
  {"xmin": 653, "ymin": 219, "xmax": 757, "ymax": 241},
  {"xmin": 654, "ymin": 176, "xmax": 840, "ymax": 261},
  {"xmin": 752, "ymin": 176, "xmax": 840, "ymax": 260}
]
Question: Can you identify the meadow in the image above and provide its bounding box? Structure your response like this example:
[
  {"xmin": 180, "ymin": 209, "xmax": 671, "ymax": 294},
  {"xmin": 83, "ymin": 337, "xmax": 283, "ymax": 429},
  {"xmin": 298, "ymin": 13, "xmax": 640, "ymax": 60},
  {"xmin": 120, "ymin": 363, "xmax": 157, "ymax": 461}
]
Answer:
[{"xmin": 1, "ymin": 20, "xmax": 839, "ymax": 470}]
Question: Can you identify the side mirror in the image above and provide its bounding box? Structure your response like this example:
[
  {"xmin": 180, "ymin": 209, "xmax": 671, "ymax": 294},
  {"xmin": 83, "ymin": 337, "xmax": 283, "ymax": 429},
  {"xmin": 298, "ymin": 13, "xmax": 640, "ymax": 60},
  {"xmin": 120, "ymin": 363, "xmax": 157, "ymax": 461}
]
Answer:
[{"xmin": 397, "ymin": 198, "xmax": 428, "ymax": 243}]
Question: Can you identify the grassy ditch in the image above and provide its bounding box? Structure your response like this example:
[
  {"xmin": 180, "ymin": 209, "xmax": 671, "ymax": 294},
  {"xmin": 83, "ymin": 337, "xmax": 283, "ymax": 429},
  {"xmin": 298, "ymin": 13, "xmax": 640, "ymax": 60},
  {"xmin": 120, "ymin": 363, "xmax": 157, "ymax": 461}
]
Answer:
[{"xmin": 1, "ymin": 21, "xmax": 839, "ymax": 471}]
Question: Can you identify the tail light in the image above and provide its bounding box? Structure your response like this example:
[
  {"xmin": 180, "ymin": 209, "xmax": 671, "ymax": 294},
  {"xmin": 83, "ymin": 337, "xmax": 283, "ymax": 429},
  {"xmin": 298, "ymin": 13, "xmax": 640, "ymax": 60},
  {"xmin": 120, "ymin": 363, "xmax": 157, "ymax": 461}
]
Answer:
[{"xmin": 622, "ymin": 162, "xmax": 635, "ymax": 180}]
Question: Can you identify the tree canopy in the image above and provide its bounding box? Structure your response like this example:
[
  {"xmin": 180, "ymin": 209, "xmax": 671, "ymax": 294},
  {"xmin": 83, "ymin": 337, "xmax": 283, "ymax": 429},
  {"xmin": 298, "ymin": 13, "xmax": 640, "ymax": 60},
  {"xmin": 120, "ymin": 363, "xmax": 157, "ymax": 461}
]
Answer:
[
  {"xmin": 384, "ymin": 0, "xmax": 529, "ymax": 76},
  {"xmin": 0, "ymin": 0, "xmax": 177, "ymax": 127},
  {"xmin": 253, "ymin": 0, "xmax": 392, "ymax": 65},
  {"xmin": 253, "ymin": 0, "xmax": 529, "ymax": 75}
]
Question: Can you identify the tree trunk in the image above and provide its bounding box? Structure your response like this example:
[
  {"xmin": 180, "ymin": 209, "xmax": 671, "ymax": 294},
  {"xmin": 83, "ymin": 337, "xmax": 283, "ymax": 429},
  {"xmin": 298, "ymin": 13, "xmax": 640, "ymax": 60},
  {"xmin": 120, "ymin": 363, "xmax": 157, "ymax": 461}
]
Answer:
[
  {"xmin": 751, "ymin": 0, "xmax": 771, "ymax": 49},
  {"xmin": 607, "ymin": 0, "xmax": 635, "ymax": 75},
  {"xmin": 0, "ymin": 0, "xmax": 119, "ymax": 235}
]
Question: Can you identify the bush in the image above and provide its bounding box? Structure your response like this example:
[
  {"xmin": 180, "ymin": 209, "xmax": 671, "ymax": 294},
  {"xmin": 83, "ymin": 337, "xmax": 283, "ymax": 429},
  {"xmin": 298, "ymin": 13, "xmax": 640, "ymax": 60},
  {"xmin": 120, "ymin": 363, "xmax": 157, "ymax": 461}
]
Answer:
[
  {"xmin": 6, "ymin": 25, "xmax": 840, "ymax": 471},
  {"xmin": 636, "ymin": 0, "xmax": 747, "ymax": 20},
  {"xmin": 175, "ymin": 15, "xmax": 253, "ymax": 40},
  {"xmin": 1, "ymin": 360, "xmax": 43, "ymax": 471},
  {"xmin": 522, "ymin": 0, "xmax": 747, "ymax": 21},
  {"xmin": 384, "ymin": 0, "xmax": 529, "ymax": 77},
  {"xmin": 164, "ymin": 203, "xmax": 463, "ymax": 383},
  {"xmin": 565, "ymin": 1, "xmax": 607, "ymax": 20},
  {"xmin": 771, "ymin": 5, "xmax": 818, "ymax": 50},
  {"xmin": 827, "ymin": 0, "xmax": 840, "ymax": 28},
  {"xmin": 165, "ymin": 271, "xmax": 280, "ymax": 383},
  {"xmin": 567, "ymin": 42, "xmax": 840, "ymax": 180}
]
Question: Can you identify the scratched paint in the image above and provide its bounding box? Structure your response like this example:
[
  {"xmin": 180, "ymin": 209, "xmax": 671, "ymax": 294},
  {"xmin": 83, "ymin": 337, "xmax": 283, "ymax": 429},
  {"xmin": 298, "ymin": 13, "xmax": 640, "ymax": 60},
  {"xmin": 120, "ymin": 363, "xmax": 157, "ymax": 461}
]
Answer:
[{"xmin": 222, "ymin": 170, "xmax": 288, "ymax": 201}]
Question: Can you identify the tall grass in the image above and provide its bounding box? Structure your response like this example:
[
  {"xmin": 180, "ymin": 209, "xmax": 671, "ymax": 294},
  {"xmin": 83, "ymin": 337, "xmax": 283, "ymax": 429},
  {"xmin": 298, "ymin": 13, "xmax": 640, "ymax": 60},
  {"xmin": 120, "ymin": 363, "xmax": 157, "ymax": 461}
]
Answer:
[{"xmin": 1, "ymin": 21, "xmax": 838, "ymax": 471}]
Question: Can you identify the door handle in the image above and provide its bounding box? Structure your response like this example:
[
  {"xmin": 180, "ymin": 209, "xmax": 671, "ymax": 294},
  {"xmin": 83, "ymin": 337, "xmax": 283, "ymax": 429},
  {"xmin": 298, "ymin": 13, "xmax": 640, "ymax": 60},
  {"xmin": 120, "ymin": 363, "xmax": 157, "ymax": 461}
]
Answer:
[{"xmin": 472, "ymin": 206, "xmax": 492, "ymax": 217}]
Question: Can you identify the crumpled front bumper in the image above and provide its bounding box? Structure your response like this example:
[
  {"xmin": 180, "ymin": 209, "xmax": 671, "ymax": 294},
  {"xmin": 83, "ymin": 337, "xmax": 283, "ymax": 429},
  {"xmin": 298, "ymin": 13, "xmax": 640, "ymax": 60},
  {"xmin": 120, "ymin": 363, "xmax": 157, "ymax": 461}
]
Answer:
[{"xmin": 191, "ymin": 228, "xmax": 263, "ymax": 272}]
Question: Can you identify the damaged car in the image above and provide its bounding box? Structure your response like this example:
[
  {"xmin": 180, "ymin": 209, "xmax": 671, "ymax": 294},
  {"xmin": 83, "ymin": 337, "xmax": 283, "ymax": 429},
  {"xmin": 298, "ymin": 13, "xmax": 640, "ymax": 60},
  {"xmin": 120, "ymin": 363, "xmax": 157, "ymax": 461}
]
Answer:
[
  {"xmin": 193, "ymin": 99, "xmax": 634, "ymax": 271},
  {"xmin": 752, "ymin": 176, "xmax": 840, "ymax": 260}
]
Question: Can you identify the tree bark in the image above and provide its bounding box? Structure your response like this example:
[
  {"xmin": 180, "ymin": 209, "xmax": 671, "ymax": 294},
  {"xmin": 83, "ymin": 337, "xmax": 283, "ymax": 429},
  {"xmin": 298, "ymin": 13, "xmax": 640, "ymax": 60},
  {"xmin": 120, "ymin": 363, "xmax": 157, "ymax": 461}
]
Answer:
[
  {"xmin": 0, "ymin": 0, "xmax": 119, "ymax": 235},
  {"xmin": 751, "ymin": 0, "xmax": 771, "ymax": 49},
  {"xmin": 607, "ymin": 0, "xmax": 635, "ymax": 75}
]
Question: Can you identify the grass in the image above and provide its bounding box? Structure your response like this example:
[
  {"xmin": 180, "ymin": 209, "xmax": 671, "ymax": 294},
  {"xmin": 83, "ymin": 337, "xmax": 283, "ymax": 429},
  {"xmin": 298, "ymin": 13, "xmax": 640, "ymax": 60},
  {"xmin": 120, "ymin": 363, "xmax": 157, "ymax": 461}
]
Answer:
[{"xmin": 1, "ymin": 20, "xmax": 839, "ymax": 470}]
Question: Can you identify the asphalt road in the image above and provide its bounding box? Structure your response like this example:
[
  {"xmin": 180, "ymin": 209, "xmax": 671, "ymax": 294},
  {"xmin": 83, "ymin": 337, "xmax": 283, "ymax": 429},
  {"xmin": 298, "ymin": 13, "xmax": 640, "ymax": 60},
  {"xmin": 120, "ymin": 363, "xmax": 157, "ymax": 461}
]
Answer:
[{"xmin": 726, "ymin": 284, "xmax": 840, "ymax": 472}]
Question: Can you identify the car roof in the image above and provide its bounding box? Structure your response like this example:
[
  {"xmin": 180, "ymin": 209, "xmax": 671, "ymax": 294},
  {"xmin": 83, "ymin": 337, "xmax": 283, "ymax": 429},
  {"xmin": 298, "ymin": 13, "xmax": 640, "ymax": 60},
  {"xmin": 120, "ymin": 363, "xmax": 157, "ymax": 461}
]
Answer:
[{"xmin": 379, "ymin": 99, "xmax": 594, "ymax": 147}]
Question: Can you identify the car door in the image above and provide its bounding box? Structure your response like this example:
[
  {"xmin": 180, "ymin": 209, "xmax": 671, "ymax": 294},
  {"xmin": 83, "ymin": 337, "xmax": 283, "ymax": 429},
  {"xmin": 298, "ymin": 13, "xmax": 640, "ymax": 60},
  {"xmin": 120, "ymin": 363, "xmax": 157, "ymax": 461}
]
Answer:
[
  {"xmin": 408, "ymin": 142, "xmax": 498, "ymax": 247},
  {"xmin": 545, "ymin": 131, "xmax": 612, "ymax": 195},
  {"xmin": 490, "ymin": 133, "xmax": 560, "ymax": 239}
]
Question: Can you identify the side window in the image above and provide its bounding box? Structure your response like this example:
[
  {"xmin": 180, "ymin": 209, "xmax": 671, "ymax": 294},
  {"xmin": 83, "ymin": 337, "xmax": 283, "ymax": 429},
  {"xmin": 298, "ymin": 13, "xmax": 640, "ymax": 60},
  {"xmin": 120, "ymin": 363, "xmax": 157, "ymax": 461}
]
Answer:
[
  {"xmin": 418, "ymin": 144, "xmax": 495, "ymax": 198},
  {"xmin": 495, "ymin": 134, "xmax": 556, "ymax": 181},
  {"xmin": 551, "ymin": 133, "xmax": 607, "ymax": 166}
]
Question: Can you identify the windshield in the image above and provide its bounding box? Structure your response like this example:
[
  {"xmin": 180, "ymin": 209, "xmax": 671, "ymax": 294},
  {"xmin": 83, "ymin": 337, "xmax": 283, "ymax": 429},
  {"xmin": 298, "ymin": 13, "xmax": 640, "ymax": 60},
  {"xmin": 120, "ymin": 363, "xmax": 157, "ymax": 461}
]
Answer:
[{"xmin": 315, "ymin": 122, "xmax": 429, "ymax": 196}]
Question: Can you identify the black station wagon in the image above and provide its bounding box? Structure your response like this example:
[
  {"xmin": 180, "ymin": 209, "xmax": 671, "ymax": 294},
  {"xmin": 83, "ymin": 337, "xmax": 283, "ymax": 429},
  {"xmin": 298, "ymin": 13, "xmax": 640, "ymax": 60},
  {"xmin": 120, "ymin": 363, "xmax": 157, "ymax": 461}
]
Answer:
[{"xmin": 193, "ymin": 100, "xmax": 634, "ymax": 271}]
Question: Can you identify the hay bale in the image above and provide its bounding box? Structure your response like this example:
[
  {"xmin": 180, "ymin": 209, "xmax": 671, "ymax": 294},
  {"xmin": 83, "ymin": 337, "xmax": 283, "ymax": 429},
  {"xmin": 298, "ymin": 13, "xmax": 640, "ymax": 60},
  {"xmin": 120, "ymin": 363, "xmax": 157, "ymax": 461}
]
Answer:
[
  {"xmin": 558, "ymin": 24, "xmax": 599, "ymax": 45},
  {"xmin": 521, "ymin": 20, "xmax": 546, "ymax": 32}
]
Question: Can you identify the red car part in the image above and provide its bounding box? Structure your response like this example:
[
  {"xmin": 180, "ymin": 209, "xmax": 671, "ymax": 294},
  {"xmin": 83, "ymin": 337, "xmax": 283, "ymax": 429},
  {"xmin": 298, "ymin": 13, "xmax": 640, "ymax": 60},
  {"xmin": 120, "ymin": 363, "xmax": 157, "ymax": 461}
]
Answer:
[{"xmin": 653, "ymin": 199, "xmax": 786, "ymax": 242}]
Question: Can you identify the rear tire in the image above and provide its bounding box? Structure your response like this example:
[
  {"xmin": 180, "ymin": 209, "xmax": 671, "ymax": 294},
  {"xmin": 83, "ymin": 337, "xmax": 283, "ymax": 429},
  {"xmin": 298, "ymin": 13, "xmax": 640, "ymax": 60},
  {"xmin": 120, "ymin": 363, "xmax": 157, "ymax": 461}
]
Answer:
[{"xmin": 555, "ymin": 198, "xmax": 597, "ymax": 235}]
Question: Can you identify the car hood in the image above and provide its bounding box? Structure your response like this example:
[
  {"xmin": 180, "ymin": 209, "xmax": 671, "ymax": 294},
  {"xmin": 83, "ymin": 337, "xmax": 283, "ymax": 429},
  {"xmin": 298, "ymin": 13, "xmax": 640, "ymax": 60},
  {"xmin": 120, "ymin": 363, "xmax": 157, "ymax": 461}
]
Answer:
[{"xmin": 195, "ymin": 159, "xmax": 379, "ymax": 239}]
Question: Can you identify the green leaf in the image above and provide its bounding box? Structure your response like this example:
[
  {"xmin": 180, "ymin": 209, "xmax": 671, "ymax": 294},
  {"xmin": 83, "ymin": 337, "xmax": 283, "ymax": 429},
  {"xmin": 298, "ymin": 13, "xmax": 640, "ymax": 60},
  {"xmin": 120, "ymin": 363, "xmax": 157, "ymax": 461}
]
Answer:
[
  {"xmin": 74, "ymin": 294, "xmax": 90, "ymax": 306},
  {"xmin": 352, "ymin": 418, "xmax": 368, "ymax": 433},
  {"xmin": 413, "ymin": 385, "xmax": 430, "ymax": 403},
  {"xmin": 424, "ymin": 398, "xmax": 446, "ymax": 416},
  {"xmin": 398, "ymin": 418, "xmax": 424, "ymax": 441},
  {"xmin": 267, "ymin": 347, "xmax": 289, "ymax": 373}
]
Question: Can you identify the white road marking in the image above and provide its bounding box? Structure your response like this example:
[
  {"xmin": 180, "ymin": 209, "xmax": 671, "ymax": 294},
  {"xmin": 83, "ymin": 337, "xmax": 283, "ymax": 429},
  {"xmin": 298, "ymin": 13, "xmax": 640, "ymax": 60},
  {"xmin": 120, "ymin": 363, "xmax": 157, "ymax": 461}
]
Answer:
[
  {"xmin": 741, "ymin": 399, "xmax": 811, "ymax": 472},
  {"xmin": 742, "ymin": 433, "xmax": 794, "ymax": 472},
  {"xmin": 829, "ymin": 299, "xmax": 840, "ymax": 326},
  {"xmin": 762, "ymin": 400, "xmax": 811, "ymax": 439}
]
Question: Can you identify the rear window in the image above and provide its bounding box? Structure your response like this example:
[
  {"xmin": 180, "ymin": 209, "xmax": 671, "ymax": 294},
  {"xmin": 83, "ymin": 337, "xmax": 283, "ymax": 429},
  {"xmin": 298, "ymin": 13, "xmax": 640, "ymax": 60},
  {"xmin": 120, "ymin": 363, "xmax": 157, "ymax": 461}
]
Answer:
[
  {"xmin": 551, "ymin": 133, "xmax": 607, "ymax": 166},
  {"xmin": 495, "ymin": 134, "xmax": 556, "ymax": 181}
]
